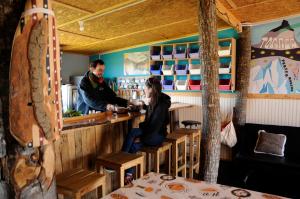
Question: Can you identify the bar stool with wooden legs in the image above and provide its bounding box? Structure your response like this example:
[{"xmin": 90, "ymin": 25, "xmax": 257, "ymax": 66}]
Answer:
[
  {"xmin": 140, "ymin": 142, "xmax": 172, "ymax": 175},
  {"xmin": 174, "ymin": 128, "xmax": 201, "ymax": 178},
  {"xmin": 56, "ymin": 168, "xmax": 106, "ymax": 199},
  {"xmin": 166, "ymin": 133, "xmax": 187, "ymax": 177},
  {"xmin": 96, "ymin": 152, "xmax": 144, "ymax": 188}
]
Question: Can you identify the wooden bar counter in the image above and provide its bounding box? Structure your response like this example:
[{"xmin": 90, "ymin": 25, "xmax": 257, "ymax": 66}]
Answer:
[
  {"xmin": 55, "ymin": 111, "xmax": 144, "ymax": 175},
  {"xmin": 55, "ymin": 103, "xmax": 192, "ymax": 175}
]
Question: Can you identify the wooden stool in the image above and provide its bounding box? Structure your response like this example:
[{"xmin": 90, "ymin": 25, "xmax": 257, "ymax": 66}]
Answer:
[
  {"xmin": 166, "ymin": 133, "xmax": 187, "ymax": 177},
  {"xmin": 174, "ymin": 128, "xmax": 201, "ymax": 178},
  {"xmin": 56, "ymin": 168, "xmax": 106, "ymax": 199},
  {"xmin": 96, "ymin": 152, "xmax": 144, "ymax": 188},
  {"xmin": 140, "ymin": 142, "xmax": 172, "ymax": 174}
]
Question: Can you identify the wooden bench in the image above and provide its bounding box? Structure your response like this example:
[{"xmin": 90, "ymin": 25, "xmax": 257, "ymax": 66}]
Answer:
[
  {"xmin": 96, "ymin": 152, "xmax": 144, "ymax": 188},
  {"xmin": 56, "ymin": 168, "xmax": 106, "ymax": 199},
  {"xmin": 140, "ymin": 142, "xmax": 172, "ymax": 174}
]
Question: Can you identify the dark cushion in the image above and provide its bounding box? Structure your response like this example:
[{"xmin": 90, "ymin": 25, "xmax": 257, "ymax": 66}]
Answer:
[{"xmin": 254, "ymin": 130, "xmax": 286, "ymax": 157}]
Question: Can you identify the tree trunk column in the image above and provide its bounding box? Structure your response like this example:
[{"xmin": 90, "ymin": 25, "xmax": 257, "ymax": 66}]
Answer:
[
  {"xmin": 1, "ymin": 1, "xmax": 59, "ymax": 198},
  {"xmin": 234, "ymin": 26, "xmax": 251, "ymax": 126},
  {"xmin": 198, "ymin": 0, "xmax": 221, "ymax": 183}
]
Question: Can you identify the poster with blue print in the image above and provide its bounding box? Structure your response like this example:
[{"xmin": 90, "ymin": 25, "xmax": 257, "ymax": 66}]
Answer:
[{"xmin": 249, "ymin": 19, "xmax": 300, "ymax": 94}]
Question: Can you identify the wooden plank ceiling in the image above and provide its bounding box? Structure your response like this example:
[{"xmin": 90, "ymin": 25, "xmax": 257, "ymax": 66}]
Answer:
[{"xmin": 53, "ymin": 0, "xmax": 300, "ymax": 55}]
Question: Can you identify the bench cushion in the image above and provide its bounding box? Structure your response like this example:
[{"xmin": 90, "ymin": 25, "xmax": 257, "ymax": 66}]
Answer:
[{"xmin": 254, "ymin": 130, "xmax": 286, "ymax": 157}]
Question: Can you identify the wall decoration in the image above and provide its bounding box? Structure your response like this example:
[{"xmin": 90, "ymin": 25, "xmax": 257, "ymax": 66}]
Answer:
[
  {"xmin": 124, "ymin": 51, "xmax": 150, "ymax": 75},
  {"xmin": 249, "ymin": 20, "xmax": 300, "ymax": 94}
]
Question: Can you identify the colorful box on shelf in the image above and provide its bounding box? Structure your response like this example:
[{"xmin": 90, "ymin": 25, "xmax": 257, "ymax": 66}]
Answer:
[
  {"xmin": 174, "ymin": 46, "xmax": 186, "ymax": 59},
  {"xmin": 189, "ymin": 64, "xmax": 201, "ymax": 74},
  {"xmin": 162, "ymin": 64, "xmax": 174, "ymax": 75},
  {"xmin": 175, "ymin": 64, "xmax": 188, "ymax": 75},
  {"xmin": 218, "ymin": 44, "xmax": 231, "ymax": 56},
  {"xmin": 162, "ymin": 80, "xmax": 174, "ymax": 90},
  {"xmin": 189, "ymin": 47, "xmax": 200, "ymax": 58},
  {"xmin": 150, "ymin": 65, "xmax": 162, "ymax": 75},
  {"xmin": 219, "ymin": 62, "xmax": 231, "ymax": 74},
  {"xmin": 151, "ymin": 54, "xmax": 161, "ymax": 60},
  {"xmin": 189, "ymin": 79, "xmax": 201, "ymax": 90},
  {"xmin": 162, "ymin": 49, "xmax": 173, "ymax": 60},
  {"xmin": 175, "ymin": 80, "xmax": 188, "ymax": 90},
  {"xmin": 150, "ymin": 46, "xmax": 161, "ymax": 60},
  {"xmin": 219, "ymin": 79, "xmax": 231, "ymax": 90}
]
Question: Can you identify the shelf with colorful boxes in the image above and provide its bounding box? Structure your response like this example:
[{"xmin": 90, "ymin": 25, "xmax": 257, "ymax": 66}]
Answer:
[{"xmin": 149, "ymin": 37, "xmax": 236, "ymax": 91}]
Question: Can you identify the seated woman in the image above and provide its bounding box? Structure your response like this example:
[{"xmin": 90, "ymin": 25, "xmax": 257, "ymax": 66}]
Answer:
[{"xmin": 121, "ymin": 77, "xmax": 171, "ymax": 183}]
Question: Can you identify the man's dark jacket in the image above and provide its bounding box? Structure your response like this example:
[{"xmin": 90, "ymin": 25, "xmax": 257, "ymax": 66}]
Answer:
[{"xmin": 76, "ymin": 71, "xmax": 127, "ymax": 114}]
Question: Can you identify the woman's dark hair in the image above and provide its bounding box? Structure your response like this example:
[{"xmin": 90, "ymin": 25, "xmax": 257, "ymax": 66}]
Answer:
[
  {"xmin": 145, "ymin": 77, "xmax": 162, "ymax": 108},
  {"xmin": 90, "ymin": 59, "xmax": 105, "ymax": 68}
]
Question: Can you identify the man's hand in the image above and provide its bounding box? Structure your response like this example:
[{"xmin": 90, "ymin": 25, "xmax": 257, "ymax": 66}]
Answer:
[{"xmin": 106, "ymin": 104, "xmax": 115, "ymax": 111}]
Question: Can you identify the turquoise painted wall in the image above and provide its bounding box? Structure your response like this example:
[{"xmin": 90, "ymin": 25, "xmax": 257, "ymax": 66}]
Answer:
[{"xmin": 90, "ymin": 28, "xmax": 238, "ymax": 79}]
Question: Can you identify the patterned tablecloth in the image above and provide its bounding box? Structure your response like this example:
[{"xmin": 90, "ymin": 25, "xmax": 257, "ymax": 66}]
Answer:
[{"xmin": 102, "ymin": 172, "xmax": 288, "ymax": 199}]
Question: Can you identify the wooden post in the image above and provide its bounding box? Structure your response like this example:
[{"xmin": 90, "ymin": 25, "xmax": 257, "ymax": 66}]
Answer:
[
  {"xmin": 0, "ymin": 1, "xmax": 25, "ymax": 198},
  {"xmin": 234, "ymin": 26, "xmax": 251, "ymax": 126},
  {"xmin": 0, "ymin": 1, "xmax": 58, "ymax": 198},
  {"xmin": 198, "ymin": 0, "xmax": 221, "ymax": 183}
]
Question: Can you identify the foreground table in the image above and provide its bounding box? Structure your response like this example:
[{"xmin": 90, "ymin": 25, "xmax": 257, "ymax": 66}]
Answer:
[{"xmin": 102, "ymin": 172, "xmax": 288, "ymax": 199}]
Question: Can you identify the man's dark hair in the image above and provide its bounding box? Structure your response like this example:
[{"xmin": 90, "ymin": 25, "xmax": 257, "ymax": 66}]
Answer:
[{"xmin": 90, "ymin": 59, "xmax": 105, "ymax": 68}]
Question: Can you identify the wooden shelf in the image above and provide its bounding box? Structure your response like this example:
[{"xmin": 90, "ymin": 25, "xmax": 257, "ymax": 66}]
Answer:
[{"xmin": 149, "ymin": 37, "xmax": 236, "ymax": 92}]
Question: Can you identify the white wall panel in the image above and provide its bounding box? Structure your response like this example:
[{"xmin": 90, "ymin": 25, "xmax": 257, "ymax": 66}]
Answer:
[
  {"xmin": 168, "ymin": 94, "xmax": 300, "ymax": 127},
  {"xmin": 246, "ymin": 99, "xmax": 300, "ymax": 127}
]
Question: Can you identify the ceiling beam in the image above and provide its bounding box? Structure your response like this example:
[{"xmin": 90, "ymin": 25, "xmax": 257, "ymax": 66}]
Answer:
[
  {"xmin": 231, "ymin": 0, "xmax": 273, "ymax": 10},
  {"xmin": 225, "ymin": 0, "xmax": 237, "ymax": 9},
  {"xmin": 216, "ymin": 0, "xmax": 242, "ymax": 32},
  {"xmin": 57, "ymin": 0, "xmax": 146, "ymax": 28},
  {"xmin": 59, "ymin": 29, "xmax": 104, "ymax": 40},
  {"xmin": 61, "ymin": 18, "xmax": 197, "ymax": 50},
  {"xmin": 52, "ymin": 0, "xmax": 92, "ymax": 14}
]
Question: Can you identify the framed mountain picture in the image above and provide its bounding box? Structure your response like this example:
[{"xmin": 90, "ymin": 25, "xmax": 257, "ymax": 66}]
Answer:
[
  {"xmin": 250, "ymin": 19, "xmax": 300, "ymax": 94},
  {"xmin": 124, "ymin": 52, "xmax": 150, "ymax": 75}
]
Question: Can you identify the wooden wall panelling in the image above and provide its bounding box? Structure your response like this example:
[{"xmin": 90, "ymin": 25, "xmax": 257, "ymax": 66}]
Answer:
[
  {"xmin": 95, "ymin": 124, "xmax": 112, "ymax": 155},
  {"xmin": 74, "ymin": 128, "xmax": 84, "ymax": 169},
  {"xmin": 60, "ymin": 134, "xmax": 71, "ymax": 172},
  {"xmin": 54, "ymin": 138, "xmax": 63, "ymax": 174},
  {"xmin": 81, "ymin": 128, "xmax": 89, "ymax": 169},
  {"xmin": 67, "ymin": 131, "xmax": 76, "ymax": 169},
  {"xmin": 87, "ymin": 126, "xmax": 97, "ymax": 169}
]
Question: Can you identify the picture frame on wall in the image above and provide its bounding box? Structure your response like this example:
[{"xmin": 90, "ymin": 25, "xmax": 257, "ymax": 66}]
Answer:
[
  {"xmin": 124, "ymin": 51, "xmax": 150, "ymax": 75},
  {"xmin": 249, "ymin": 19, "xmax": 300, "ymax": 94}
]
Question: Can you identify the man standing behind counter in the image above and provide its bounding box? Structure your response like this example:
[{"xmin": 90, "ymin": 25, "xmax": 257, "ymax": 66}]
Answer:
[{"xmin": 76, "ymin": 59, "xmax": 128, "ymax": 114}]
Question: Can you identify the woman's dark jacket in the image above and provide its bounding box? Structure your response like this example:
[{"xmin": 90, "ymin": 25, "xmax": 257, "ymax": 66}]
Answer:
[
  {"xmin": 139, "ymin": 93, "xmax": 171, "ymax": 145},
  {"xmin": 76, "ymin": 71, "xmax": 127, "ymax": 114}
]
